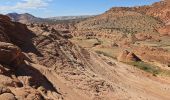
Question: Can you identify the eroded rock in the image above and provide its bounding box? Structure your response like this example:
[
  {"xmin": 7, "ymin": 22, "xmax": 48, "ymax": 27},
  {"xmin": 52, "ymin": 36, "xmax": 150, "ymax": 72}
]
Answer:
[
  {"xmin": 0, "ymin": 42, "xmax": 21, "ymax": 64},
  {"xmin": 117, "ymin": 50, "xmax": 141, "ymax": 62},
  {"xmin": 0, "ymin": 93, "xmax": 16, "ymax": 100}
]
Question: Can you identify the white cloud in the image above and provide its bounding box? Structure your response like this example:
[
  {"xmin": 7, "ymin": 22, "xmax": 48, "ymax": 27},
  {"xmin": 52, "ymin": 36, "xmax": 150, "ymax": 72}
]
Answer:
[{"xmin": 0, "ymin": 0, "xmax": 52, "ymax": 12}]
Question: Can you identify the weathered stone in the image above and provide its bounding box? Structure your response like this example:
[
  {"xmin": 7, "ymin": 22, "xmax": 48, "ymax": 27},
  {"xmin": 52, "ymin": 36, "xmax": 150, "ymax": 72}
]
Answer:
[
  {"xmin": 0, "ymin": 42, "xmax": 21, "ymax": 64},
  {"xmin": 0, "ymin": 93, "xmax": 16, "ymax": 100},
  {"xmin": 117, "ymin": 50, "xmax": 141, "ymax": 62}
]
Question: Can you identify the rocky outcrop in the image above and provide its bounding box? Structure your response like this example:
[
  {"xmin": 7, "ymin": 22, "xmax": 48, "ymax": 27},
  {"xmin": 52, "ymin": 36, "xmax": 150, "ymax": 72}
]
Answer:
[
  {"xmin": 132, "ymin": 46, "xmax": 170, "ymax": 65},
  {"xmin": 117, "ymin": 50, "xmax": 141, "ymax": 62},
  {"xmin": 0, "ymin": 42, "xmax": 21, "ymax": 64},
  {"xmin": 158, "ymin": 25, "xmax": 170, "ymax": 36}
]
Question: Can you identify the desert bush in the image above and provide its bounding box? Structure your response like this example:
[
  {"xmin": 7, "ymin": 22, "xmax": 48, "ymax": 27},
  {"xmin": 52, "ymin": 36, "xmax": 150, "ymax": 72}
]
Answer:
[
  {"xmin": 129, "ymin": 61, "xmax": 170, "ymax": 77},
  {"xmin": 130, "ymin": 61, "xmax": 159, "ymax": 75}
]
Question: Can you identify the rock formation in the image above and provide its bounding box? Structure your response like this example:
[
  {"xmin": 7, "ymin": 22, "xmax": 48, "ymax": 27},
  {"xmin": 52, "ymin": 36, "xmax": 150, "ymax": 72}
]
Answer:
[{"xmin": 117, "ymin": 50, "xmax": 141, "ymax": 62}]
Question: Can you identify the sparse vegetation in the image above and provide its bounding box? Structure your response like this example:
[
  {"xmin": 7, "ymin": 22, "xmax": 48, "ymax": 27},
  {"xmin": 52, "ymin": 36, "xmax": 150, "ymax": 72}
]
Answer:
[
  {"xmin": 77, "ymin": 12, "xmax": 163, "ymax": 35},
  {"xmin": 129, "ymin": 61, "xmax": 170, "ymax": 77},
  {"xmin": 129, "ymin": 61, "xmax": 159, "ymax": 75}
]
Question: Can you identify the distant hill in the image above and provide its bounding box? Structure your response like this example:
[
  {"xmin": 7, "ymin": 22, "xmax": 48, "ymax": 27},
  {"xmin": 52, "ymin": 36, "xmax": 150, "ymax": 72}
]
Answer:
[
  {"xmin": 48, "ymin": 15, "xmax": 95, "ymax": 21},
  {"xmin": 76, "ymin": 0, "xmax": 169, "ymax": 35},
  {"xmin": 76, "ymin": 8, "xmax": 163, "ymax": 35},
  {"xmin": 6, "ymin": 13, "xmax": 94, "ymax": 24},
  {"xmin": 7, "ymin": 13, "xmax": 43, "ymax": 23}
]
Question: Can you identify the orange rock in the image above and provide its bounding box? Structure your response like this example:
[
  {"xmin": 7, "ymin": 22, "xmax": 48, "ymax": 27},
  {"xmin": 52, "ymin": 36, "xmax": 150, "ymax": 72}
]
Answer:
[
  {"xmin": 0, "ymin": 42, "xmax": 21, "ymax": 64},
  {"xmin": 117, "ymin": 50, "xmax": 141, "ymax": 62}
]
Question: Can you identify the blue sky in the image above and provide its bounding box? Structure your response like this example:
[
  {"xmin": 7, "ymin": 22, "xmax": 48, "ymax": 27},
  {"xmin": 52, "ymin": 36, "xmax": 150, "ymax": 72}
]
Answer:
[{"xmin": 0, "ymin": 0, "xmax": 160, "ymax": 18}]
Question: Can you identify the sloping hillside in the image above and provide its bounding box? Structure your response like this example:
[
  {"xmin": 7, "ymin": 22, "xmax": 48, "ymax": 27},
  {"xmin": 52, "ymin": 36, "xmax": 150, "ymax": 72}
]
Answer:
[
  {"xmin": 76, "ymin": 10, "xmax": 163, "ymax": 34},
  {"xmin": 75, "ymin": 0, "xmax": 170, "ymax": 39},
  {"xmin": 71, "ymin": 0, "xmax": 170, "ymax": 80}
]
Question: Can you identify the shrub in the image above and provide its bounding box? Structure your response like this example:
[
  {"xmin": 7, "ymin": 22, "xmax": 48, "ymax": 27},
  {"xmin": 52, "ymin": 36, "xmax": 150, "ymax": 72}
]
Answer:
[{"xmin": 129, "ymin": 61, "xmax": 160, "ymax": 76}]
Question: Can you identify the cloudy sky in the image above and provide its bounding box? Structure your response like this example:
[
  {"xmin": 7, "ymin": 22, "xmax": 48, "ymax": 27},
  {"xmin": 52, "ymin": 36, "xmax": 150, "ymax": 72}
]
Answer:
[{"xmin": 0, "ymin": 0, "xmax": 160, "ymax": 17}]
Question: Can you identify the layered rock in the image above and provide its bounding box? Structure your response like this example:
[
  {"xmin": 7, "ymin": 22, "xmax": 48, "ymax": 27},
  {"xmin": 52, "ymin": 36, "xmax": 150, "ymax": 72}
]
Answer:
[
  {"xmin": 0, "ymin": 15, "xmax": 117, "ymax": 99},
  {"xmin": 0, "ymin": 15, "xmax": 61, "ymax": 100}
]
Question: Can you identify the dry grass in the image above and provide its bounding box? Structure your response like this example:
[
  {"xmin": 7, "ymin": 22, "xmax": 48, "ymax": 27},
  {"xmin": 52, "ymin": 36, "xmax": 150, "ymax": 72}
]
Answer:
[
  {"xmin": 70, "ymin": 36, "xmax": 101, "ymax": 48},
  {"xmin": 94, "ymin": 48, "xmax": 120, "ymax": 59},
  {"xmin": 71, "ymin": 37, "xmax": 120, "ymax": 59}
]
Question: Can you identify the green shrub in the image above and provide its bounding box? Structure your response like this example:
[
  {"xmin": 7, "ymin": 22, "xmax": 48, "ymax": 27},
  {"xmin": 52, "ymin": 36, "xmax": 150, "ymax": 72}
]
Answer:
[{"xmin": 129, "ymin": 61, "xmax": 160, "ymax": 76}]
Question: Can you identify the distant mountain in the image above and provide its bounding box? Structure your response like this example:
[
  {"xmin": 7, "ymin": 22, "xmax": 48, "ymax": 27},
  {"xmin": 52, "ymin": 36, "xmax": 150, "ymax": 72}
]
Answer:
[
  {"xmin": 6, "ymin": 13, "xmax": 94, "ymax": 24},
  {"xmin": 48, "ymin": 15, "xmax": 95, "ymax": 21},
  {"xmin": 7, "ymin": 13, "xmax": 43, "ymax": 23}
]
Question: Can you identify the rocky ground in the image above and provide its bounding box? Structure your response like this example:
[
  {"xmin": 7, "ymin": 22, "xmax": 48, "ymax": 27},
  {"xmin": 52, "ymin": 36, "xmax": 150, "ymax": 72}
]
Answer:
[{"xmin": 0, "ymin": 0, "xmax": 170, "ymax": 100}]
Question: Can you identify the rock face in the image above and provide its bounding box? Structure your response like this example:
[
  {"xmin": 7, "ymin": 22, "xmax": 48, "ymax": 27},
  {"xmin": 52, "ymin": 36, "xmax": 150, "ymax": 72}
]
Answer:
[{"xmin": 117, "ymin": 50, "xmax": 141, "ymax": 62}]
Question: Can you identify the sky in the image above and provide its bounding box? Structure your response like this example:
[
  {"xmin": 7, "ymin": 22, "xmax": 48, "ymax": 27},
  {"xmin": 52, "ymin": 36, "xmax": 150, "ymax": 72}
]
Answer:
[{"xmin": 0, "ymin": 0, "xmax": 160, "ymax": 18}]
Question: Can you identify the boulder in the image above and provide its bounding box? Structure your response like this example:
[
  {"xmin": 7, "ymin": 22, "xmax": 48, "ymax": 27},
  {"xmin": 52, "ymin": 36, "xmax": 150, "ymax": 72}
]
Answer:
[
  {"xmin": 117, "ymin": 50, "xmax": 141, "ymax": 62},
  {"xmin": 0, "ymin": 86, "xmax": 11, "ymax": 94},
  {"xmin": 0, "ymin": 42, "xmax": 21, "ymax": 64},
  {"xmin": 0, "ymin": 93, "xmax": 16, "ymax": 100}
]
